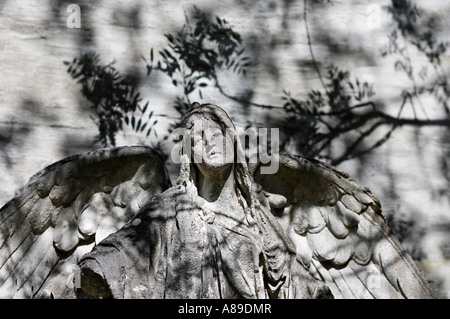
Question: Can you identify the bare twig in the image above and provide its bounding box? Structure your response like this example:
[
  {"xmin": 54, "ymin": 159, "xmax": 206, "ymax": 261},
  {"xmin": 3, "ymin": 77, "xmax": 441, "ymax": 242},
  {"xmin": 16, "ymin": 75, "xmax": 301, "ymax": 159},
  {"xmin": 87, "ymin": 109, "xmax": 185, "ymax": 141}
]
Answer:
[
  {"xmin": 304, "ymin": 0, "xmax": 328, "ymax": 94},
  {"xmin": 214, "ymin": 76, "xmax": 284, "ymax": 110}
]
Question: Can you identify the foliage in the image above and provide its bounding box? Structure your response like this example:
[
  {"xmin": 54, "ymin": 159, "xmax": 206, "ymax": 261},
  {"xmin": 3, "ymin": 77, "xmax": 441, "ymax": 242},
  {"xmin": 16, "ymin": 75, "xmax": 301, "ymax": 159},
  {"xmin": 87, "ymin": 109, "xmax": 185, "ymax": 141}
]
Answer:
[
  {"xmin": 282, "ymin": 64, "xmax": 378, "ymax": 164},
  {"xmin": 65, "ymin": 53, "xmax": 158, "ymax": 146},
  {"xmin": 60, "ymin": 0, "xmax": 450, "ymax": 298},
  {"xmin": 141, "ymin": 6, "xmax": 251, "ymax": 116},
  {"xmin": 65, "ymin": 2, "xmax": 449, "ymax": 165},
  {"xmin": 383, "ymin": 0, "xmax": 449, "ymax": 117},
  {"xmin": 279, "ymin": 0, "xmax": 449, "ymax": 164}
]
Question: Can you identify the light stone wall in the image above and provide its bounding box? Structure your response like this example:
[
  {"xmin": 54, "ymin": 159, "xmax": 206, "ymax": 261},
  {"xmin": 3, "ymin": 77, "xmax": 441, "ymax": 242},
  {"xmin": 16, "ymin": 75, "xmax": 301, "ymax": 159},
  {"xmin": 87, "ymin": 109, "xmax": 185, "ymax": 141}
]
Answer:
[{"xmin": 1, "ymin": 0, "xmax": 449, "ymax": 297}]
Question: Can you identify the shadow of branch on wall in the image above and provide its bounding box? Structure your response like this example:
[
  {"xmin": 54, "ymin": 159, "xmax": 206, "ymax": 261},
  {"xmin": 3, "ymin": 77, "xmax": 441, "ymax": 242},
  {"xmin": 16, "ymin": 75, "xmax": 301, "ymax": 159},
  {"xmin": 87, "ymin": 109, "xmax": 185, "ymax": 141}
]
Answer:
[{"xmin": 58, "ymin": 0, "xmax": 449, "ymax": 296}]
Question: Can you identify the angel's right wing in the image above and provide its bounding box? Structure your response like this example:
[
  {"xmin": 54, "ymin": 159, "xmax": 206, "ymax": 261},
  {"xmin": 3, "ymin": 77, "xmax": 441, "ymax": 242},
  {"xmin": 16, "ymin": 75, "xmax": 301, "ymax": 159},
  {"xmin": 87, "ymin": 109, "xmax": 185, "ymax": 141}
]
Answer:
[{"xmin": 0, "ymin": 146, "xmax": 171, "ymax": 298}]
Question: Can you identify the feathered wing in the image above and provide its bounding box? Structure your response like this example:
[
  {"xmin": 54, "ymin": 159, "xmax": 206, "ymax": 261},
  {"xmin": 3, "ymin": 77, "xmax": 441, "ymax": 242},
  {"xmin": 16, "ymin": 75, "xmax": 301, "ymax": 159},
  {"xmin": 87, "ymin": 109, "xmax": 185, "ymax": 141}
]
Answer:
[
  {"xmin": 0, "ymin": 146, "xmax": 172, "ymax": 299},
  {"xmin": 252, "ymin": 154, "xmax": 434, "ymax": 299}
]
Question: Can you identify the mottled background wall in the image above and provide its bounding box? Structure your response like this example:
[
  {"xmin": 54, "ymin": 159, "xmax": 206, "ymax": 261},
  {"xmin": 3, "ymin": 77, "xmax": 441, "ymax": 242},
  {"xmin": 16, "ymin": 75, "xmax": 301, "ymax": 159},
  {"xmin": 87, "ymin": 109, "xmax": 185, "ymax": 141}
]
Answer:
[{"xmin": 1, "ymin": 0, "xmax": 449, "ymax": 297}]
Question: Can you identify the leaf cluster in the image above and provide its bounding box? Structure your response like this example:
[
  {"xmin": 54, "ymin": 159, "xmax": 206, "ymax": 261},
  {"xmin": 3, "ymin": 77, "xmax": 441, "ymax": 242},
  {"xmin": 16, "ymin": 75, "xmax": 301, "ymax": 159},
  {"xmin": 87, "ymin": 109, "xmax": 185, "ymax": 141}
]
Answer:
[
  {"xmin": 383, "ymin": 0, "xmax": 449, "ymax": 116},
  {"xmin": 282, "ymin": 64, "xmax": 376, "ymax": 162},
  {"xmin": 65, "ymin": 52, "xmax": 157, "ymax": 146},
  {"xmin": 142, "ymin": 6, "xmax": 251, "ymax": 113}
]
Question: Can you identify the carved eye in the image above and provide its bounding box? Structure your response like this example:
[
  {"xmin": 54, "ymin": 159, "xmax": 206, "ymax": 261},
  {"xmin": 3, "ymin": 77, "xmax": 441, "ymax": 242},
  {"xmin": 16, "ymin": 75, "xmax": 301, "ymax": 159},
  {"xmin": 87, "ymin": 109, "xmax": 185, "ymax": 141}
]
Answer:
[
  {"xmin": 213, "ymin": 131, "xmax": 222, "ymax": 139},
  {"xmin": 207, "ymin": 129, "xmax": 222, "ymax": 142}
]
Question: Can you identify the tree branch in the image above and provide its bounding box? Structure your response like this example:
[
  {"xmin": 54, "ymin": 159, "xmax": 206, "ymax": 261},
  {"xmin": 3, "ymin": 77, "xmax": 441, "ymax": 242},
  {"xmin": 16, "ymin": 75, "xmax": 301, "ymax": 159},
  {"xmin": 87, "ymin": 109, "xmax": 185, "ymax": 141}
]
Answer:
[
  {"xmin": 366, "ymin": 110, "xmax": 450, "ymax": 127},
  {"xmin": 214, "ymin": 77, "xmax": 284, "ymax": 110}
]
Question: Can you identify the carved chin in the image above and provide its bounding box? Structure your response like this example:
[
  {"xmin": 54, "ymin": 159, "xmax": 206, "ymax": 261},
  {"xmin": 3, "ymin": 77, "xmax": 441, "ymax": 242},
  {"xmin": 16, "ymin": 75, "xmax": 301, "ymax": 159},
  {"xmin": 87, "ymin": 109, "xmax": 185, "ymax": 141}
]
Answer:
[
  {"xmin": 202, "ymin": 155, "xmax": 228, "ymax": 168},
  {"xmin": 196, "ymin": 156, "xmax": 233, "ymax": 174}
]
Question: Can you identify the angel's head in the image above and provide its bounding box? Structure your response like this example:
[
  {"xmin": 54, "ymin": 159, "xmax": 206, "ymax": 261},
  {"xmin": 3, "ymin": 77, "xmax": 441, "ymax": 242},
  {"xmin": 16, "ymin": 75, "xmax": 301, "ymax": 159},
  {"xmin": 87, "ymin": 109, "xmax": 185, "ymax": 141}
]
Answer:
[
  {"xmin": 179, "ymin": 103, "xmax": 238, "ymax": 174},
  {"xmin": 177, "ymin": 103, "xmax": 257, "ymax": 218}
]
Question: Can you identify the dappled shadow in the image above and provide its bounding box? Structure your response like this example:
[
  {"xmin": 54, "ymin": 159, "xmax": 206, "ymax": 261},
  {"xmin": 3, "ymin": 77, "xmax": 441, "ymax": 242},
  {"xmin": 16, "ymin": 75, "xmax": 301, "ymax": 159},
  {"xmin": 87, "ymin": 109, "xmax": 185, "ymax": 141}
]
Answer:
[
  {"xmin": 1, "ymin": 0, "xmax": 449, "ymax": 298},
  {"xmin": 0, "ymin": 123, "xmax": 31, "ymax": 170},
  {"xmin": 0, "ymin": 97, "xmax": 61, "ymax": 204}
]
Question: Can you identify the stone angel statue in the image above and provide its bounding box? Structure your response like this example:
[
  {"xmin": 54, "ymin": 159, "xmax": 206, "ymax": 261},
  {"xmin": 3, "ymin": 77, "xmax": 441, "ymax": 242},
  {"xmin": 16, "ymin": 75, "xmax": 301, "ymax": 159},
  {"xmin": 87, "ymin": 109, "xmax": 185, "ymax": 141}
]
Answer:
[{"xmin": 0, "ymin": 103, "xmax": 434, "ymax": 299}]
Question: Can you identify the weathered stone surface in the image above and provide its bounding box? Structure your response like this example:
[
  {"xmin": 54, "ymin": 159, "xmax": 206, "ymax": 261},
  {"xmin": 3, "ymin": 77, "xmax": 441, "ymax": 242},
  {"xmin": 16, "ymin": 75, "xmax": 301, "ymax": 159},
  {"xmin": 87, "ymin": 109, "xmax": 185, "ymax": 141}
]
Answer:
[
  {"xmin": 77, "ymin": 103, "xmax": 433, "ymax": 299},
  {"xmin": 1, "ymin": 0, "xmax": 449, "ymax": 297}
]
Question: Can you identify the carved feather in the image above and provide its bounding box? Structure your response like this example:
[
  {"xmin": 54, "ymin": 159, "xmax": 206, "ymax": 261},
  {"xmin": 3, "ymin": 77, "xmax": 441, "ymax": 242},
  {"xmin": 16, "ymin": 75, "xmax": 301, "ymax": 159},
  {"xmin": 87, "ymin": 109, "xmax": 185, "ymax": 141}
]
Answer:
[{"xmin": 253, "ymin": 154, "xmax": 434, "ymax": 299}]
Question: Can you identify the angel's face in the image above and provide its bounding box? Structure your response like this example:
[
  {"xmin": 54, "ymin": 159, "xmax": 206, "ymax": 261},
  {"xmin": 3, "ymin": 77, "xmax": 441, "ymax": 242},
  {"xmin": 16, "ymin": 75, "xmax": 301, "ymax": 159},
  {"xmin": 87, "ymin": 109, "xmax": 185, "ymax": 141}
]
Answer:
[{"xmin": 189, "ymin": 116, "xmax": 234, "ymax": 171}]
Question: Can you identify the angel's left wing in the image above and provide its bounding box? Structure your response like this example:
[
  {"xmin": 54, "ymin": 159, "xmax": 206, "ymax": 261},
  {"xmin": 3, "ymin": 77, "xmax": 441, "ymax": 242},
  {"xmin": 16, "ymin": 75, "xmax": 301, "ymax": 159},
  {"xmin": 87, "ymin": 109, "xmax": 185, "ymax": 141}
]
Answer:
[
  {"xmin": 0, "ymin": 146, "xmax": 171, "ymax": 298},
  {"xmin": 252, "ymin": 154, "xmax": 434, "ymax": 299}
]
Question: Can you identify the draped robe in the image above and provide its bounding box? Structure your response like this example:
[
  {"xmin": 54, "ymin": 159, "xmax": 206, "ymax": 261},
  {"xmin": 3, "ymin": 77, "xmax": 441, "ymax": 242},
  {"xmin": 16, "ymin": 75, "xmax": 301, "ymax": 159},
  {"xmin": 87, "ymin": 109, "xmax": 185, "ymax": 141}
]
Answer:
[{"xmin": 78, "ymin": 183, "xmax": 332, "ymax": 299}]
